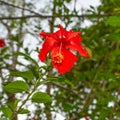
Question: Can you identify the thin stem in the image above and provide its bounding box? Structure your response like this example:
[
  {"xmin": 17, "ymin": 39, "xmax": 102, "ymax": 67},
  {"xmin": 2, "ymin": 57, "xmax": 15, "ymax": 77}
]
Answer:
[
  {"xmin": 81, "ymin": 53, "xmax": 110, "ymax": 113},
  {"xmin": 11, "ymin": 69, "xmax": 47, "ymax": 120},
  {"xmin": 51, "ymin": 82, "xmax": 82, "ymax": 99},
  {"xmin": 0, "ymin": 0, "xmax": 40, "ymax": 16},
  {"xmin": 0, "ymin": 14, "xmax": 113, "ymax": 20},
  {"xmin": 109, "ymin": 87, "xmax": 120, "ymax": 120}
]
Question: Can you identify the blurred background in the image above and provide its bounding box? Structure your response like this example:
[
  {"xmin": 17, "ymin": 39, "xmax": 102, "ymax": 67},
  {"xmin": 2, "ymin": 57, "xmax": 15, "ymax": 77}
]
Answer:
[{"xmin": 0, "ymin": 0, "xmax": 120, "ymax": 120}]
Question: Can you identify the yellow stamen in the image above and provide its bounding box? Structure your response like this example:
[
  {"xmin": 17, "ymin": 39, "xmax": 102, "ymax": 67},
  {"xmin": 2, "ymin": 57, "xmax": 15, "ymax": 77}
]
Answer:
[{"xmin": 52, "ymin": 53, "xmax": 64, "ymax": 64}]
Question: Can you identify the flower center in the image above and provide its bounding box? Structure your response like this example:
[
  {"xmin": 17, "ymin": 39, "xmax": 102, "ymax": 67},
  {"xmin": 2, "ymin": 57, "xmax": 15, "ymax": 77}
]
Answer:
[{"xmin": 52, "ymin": 53, "xmax": 64, "ymax": 64}]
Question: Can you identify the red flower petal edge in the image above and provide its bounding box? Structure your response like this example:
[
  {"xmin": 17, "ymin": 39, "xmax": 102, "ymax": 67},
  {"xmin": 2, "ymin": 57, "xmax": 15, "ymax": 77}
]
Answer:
[
  {"xmin": 38, "ymin": 25, "xmax": 88, "ymax": 74},
  {"xmin": 84, "ymin": 116, "xmax": 89, "ymax": 120},
  {"xmin": 51, "ymin": 47, "xmax": 78, "ymax": 74},
  {"xmin": 0, "ymin": 39, "xmax": 6, "ymax": 48}
]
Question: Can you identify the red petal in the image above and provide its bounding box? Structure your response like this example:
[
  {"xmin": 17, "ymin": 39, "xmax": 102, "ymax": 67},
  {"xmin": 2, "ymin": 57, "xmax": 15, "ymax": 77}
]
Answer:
[
  {"xmin": 38, "ymin": 37, "xmax": 57, "ymax": 62},
  {"xmin": 0, "ymin": 39, "xmax": 6, "ymax": 48},
  {"xmin": 78, "ymin": 45, "xmax": 88, "ymax": 58},
  {"xmin": 84, "ymin": 116, "xmax": 89, "ymax": 120},
  {"xmin": 66, "ymin": 42, "xmax": 88, "ymax": 58},
  {"xmin": 49, "ymin": 26, "xmax": 67, "ymax": 40},
  {"xmin": 40, "ymin": 32, "xmax": 48, "ymax": 38},
  {"xmin": 58, "ymin": 24, "xmax": 68, "ymax": 37},
  {"xmin": 54, "ymin": 30, "xmax": 62, "ymax": 39},
  {"xmin": 65, "ymin": 31, "xmax": 88, "ymax": 57},
  {"xmin": 58, "ymin": 25, "xmax": 81, "ymax": 42},
  {"xmin": 51, "ymin": 47, "xmax": 78, "ymax": 74},
  {"xmin": 58, "ymin": 24, "xmax": 65, "ymax": 31},
  {"xmin": 70, "ymin": 35, "xmax": 82, "ymax": 45},
  {"xmin": 67, "ymin": 31, "xmax": 81, "ymax": 41},
  {"xmin": 40, "ymin": 25, "xmax": 66, "ymax": 39}
]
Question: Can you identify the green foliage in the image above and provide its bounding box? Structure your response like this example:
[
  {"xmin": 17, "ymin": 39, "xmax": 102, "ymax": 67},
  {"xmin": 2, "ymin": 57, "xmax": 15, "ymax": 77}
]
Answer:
[
  {"xmin": 32, "ymin": 92, "xmax": 52, "ymax": 103},
  {"xmin": 18, "ymin": 108, "xmax": 30, "ymax": 114},
  {"xmin": 13, "ymin": 99, "xmax": 20, "ymax": 110},
  {"xmin": 0, "ymin": 118, "xmax": 7, "ymax": 120},
  {"xmin": 10, "ymin": 70, "xmax": 34, "ymax": 81},
  {"xmin": 1, "ymin": 0, "xmax": 120, "ymax": 119},
  {"xmin": 0, "ymin": 47, "xmax": 10, "ymax": 63},
  {"xmin": 62, "ymin": 103, "xmax": 73, "ymax": 112},
  {"xmin": 4, "ymin": 81, "xmax": 29, "ymax": 93},
  {"xmin": 15, "ymin": 52, "xmax": 39, "ymax": 69},
  {"xmin": 106, "ymin": 16, "xmax": 120, "ymax": 27},
  {"xmin": 107, "ymin": 33, "xmax": 120, "ymax": 43},
  {"xmin": 1, "ymin": 107, "xmax": 12, "ymax": 119}
]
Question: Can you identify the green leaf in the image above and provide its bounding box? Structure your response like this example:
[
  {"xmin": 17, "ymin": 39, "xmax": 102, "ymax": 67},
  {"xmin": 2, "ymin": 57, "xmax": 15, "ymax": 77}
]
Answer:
[
  {"xmin": 64, "ymin": 7, "xmax": 69, "ymax": 13},
  {"xmin": 99, "ymin": 107, "xmax": 111, "ymax": 119},
  {"xmin": 66, "ymin": 0, "xmax": 71, "ymax": 2},
  {"xmin": 111, "ymin": 50, "xmax": 120, "ymax": 56},
  {"xmin": 32, "ymin": 92, "xmax": 52, "ymax": 103},
  {"xmin": 18, "ymin": 108, "xmax": 30, "ymax": 114},
  {"xmin": 0, "ymin": 47, "xmax": 9, "ymax": 55},
  {"xmin": 115, "ymin": 111, "xmax": 120, "ymax": 117},
  {"xmin": 108, "ymin": 79, "xmax": 120, "ymax": 89},
  {"xmin": 64, "ymin": 79, "xmax": 75, "ymax": 88},
  {"xmin": 4, "ymin": 81, "xmax": 29, "ymax": 93},
  {"xmin": 47, "ymin": 77, "xmax": 58, "ymax": 81},
  {"xmin": 0, "ymin": 118, "xmax": 7, "ymax": 120},
  {"xmin": 13, "ymin": 99, "xmax": 20, "ymax": 109},
  {"xmin": 14, "ymin": 52, "xmax": 39, "ymax": 68},
  {"xmin": 10, "ymin": 70, "xmax": 34, "ymax": 81},
  {"xmin": 9, "ymin": 35, "xmax": 19, "ymax": 42},
  {"xmin": 107, "ymin": 33, "xmax": 120, "ymax": 42},
  {"xmin": 90, "ymin": 5, "xmax": 95, "ymax": 10},
  {"xmin": 106, "ymin": 16, "xmax": 120, "ymax": 27},
  {"xmin": 1, "ymin": 107, "xmax": 12, "ymax": 119},
  {"xmin": 63, "ymin": 103, "xmax": 73, "ymax": 112}
]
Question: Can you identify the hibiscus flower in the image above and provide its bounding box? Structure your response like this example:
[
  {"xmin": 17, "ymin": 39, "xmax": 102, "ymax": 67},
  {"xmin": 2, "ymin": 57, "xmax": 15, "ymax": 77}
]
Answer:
[
  {"xmin": 0, "ymin": 39, "xmax": 6, "ymax": 48},
  {"xmin": 38, "ymin": 25, "xmax": 88, "ymax": 74}
]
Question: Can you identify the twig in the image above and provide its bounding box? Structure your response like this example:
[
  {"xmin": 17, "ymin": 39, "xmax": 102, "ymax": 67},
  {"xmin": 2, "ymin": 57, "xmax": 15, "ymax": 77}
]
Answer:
[
  {"xmin": 109, "ymin": 83, "xmax": 120, "ymax": 119},
  {"xmin": 51, "ymin": 82, "xmax": 82, "ymax": 99},
  {"xmin": 0, "ymin": 14, "xmax": 113, "ymax": 20},
  {"xmin": 0, "ymin": 0, "xmax": 40, "ymax": 15}
]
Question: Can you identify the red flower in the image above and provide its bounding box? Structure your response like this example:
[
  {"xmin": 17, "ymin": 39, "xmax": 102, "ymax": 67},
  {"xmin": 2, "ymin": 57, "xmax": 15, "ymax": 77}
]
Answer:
[
  {"xmin": 84, "ymin": 116, "xmax": 89, "ymax": 120},
  {"xmin": 0, "ymin": 39, "xmax": 6, "ymax": 48},
  {"xmin": 38, "ymin": 25, "xmax": 88, "ymax": 74}
]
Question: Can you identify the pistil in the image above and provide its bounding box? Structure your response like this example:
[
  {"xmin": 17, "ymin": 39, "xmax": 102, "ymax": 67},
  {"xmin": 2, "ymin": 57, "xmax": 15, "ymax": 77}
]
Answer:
[{"xmin": 52, "ymin": 53, "xmax": 64, "ymax": 64}]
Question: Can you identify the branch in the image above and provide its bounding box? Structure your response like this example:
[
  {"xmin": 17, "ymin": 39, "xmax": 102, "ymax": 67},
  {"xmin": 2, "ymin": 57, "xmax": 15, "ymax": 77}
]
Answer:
[
  {"xmin": 52, "ymin": 82, "xmax": 82, "ymax": 99},
  {"xmin": 0, "ymin": 15, "xmax": 50, "ymax": 20},
  {"xmin": 0, "ymin": 0, "xmax": 113, "ymax": 21},
  {"xmin": 0, "ymin": 0, "xmax": 40, "ymax": 15},
  {"xmin": 0, "ymin": 14, "xmax": 113, "ymax": 20},
  {"xmin": 109, "ymin": 86, "xmax": 120, "ymax": 119}
]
